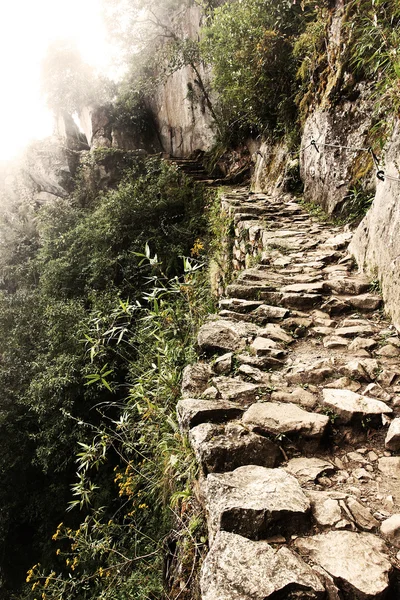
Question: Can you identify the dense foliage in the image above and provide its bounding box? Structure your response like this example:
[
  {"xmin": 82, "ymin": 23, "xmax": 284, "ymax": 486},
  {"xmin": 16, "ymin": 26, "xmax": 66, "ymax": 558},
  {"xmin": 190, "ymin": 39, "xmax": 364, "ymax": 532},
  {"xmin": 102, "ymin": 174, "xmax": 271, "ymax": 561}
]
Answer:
[{"xmin": 0, "ymin": 153, "xmax": 210, "ymax": 598}]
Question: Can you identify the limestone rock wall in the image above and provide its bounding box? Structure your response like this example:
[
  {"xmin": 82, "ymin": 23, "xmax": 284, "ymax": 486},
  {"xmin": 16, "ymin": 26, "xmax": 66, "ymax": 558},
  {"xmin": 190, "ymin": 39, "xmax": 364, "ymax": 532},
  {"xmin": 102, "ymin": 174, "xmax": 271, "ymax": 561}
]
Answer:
[
  {"xmin": 149, "ymin": 4, "xmax": 216, "ymax": 157},
  {"xmin": 350, "ymin": 120, "xmax": 400, "ymax": 331},
  {"xmin": 78, "ymin": 106, "xmax": 162, "ymax": 153},
  {"xmin": 300, "ymin": 93, "xmax": 374, "ymax": 214},
  {"xmin": 252, "ymin": 139, "xmax": 299, "ymax": 196}
]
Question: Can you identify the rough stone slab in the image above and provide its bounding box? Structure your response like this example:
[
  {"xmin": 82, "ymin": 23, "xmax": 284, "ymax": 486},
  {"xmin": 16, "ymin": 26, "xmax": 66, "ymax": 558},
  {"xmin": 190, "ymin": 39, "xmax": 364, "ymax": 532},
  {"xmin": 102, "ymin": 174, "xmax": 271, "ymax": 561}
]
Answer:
[
  {"xmin": 349, "ymin": 337, "xmax": 378, "ymax": 352},
  {"xmin": 321, "ymin": 232, "xmax": 353, "ymax": 249},
  {"xmin": 205, "ymin": 466, "xmax": 311, "ymax": 543},
  {"xmin": 281, "ymin": 282, "xmax": 325, "ymax": 294},
  {"xmin": 189, "ymin": 422, "xmax": 280, "ymax": 474},
  {"xmin": 346, "ymin": 497, "xmax": 379, "ymax": 531},
  {"xmin": 285, "ymin": 457, "xmax": 336, "ymax": 484},
  {"xmin": 294, "ymin": 530, "xmax": 393, "ymax": 600},
  {"xmin": 177, "ymin": 399, "xmax": 243, "ymax": 431},
  {"xmin": 385, "ymin": 418, "xmax": 400, "ymax": 451},
  {"xmin": 259, "ymin": 323, "xmax": 294, "ymax": 343},
  {"xmin": 287, "ymin": 365, "xmax": 335, "ymax": 385},
  {"xmin": 348, "ymin": 294, "xmax": 382, "ymax": 311},
  {"xmin": 283, "ymin": 317, "xmax": 313, "ymax": 330},
  {"xmin": 213, "ymin": 352, "xmax": 233, "ymax": 375},
  {"xmin": 324, "ymin": 277, "xmax": 370, "ymax": 296},
  {"xmin": 323, "ymin": 335, "xmax": 349, "ymax": 349},
  {"xmin": 181, "ymin": 363, "xmax": 212, "ymax": 398},
  {"xmin": 236, "ymin": 352, "xmax": 285, "ymax": 370},
  {"xmin": 321, "ymin": 297, "xmax": 350, "ymax": 315},
  {"xmin": 226, "ymin": 283, "xmax": 282, "ymax": 302},
  {"xmin": 322, "ymin": 389, "xmax": 392, "ymax": 425},
  {"xmin": 334, "ymin": 325, "xmax": 376, "ymax": 338},
  {"xmin": 242, "ymin": 402, "xmax": 329, "ymax": 440},
  {"xmin": 376, "ymin": 344, "xmax": 400, "ymax": 357},
  {"xmin": 219, "ymin": 298, "xmax": 264, "ymax": 313},
  {"xmin": 252, "ymin": 304, "xmax": 289, "ymax": 322},
  {"xmin": 212, "ymin": 376, "xmax": 261, "ymax": 405},
  {"xmin": 271, "ymin": 388, "xmax": 318, "ymax": 409},
  {"xmin": 238, "ymin": 364, "xmax": 271, "ymax": 384},
  {"xmin": 200, "ymin": 531, "xmax": 325, "ymax": 600},
  {"xmin": 219, "ymin": 309, "xmax": 254, "ymax": 322},
  {"xmin": 325, "ymin": 377, "xmax": 362, "ymax": 392},
  {"xmin": 282, "ymin": 293, "xmax": 322, "ymax": 310},
  {"xmin": 360, "ymin": 358, "xmax": 380, "ymax": 381},
  {"xmin": 250, "ymin": 336, "xmax": 280, "ymax": 356},
  {"xmin": 337, "ymin": 360, "xmax": 371, "ymax": 382},
  {"xmin": 197, "ymin": 320, "xmax": 246, "ymax": 353}
]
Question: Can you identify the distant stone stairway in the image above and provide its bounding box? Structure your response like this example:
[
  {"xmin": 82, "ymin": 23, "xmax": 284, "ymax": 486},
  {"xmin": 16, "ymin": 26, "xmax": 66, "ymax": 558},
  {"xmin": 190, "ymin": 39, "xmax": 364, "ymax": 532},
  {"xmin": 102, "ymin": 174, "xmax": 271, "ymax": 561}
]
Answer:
[
  {"xmin": 178, "ymin": 189, "xmax": 400, "ymax": 599},
  {"xmin": 167, "ymin": 157, "xmax": 214, "ymax": 183}
]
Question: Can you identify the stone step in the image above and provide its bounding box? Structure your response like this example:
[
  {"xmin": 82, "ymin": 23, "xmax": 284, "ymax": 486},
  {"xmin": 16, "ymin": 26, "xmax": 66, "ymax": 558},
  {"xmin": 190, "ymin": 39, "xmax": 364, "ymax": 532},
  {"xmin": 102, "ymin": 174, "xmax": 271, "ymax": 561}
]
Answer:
[
  {"xmin": 189, "ymin": 422, "xmax": 280, "ymax": 474},
  {"xmin": 294, "ymin": 531, "xmax": 395, "ymax": 599},
  {"xmin": 205, "ymin": 466, "xmax": 311, "ymax": 543},
  {"xmin": 242, "ymin": 402, "xmax": 330, "ymax": 446},
  {"xmin": 201, "ymin": 532, "xmax": 325, "ymax": 600}
]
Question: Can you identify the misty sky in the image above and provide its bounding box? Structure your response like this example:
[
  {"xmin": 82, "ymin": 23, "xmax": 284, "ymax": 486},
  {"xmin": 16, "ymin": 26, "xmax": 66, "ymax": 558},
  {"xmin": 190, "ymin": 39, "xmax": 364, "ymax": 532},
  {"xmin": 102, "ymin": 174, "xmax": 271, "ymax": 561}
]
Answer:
[{"xmin": 0, "ymin": 0, "xmax": 115, "ymax": 161}]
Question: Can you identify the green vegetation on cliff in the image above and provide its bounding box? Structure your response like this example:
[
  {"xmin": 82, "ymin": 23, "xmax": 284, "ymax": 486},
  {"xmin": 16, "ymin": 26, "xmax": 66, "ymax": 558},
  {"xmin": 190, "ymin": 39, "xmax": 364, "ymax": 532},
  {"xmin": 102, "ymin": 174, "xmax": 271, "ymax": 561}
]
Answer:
[{"xmin": 0, "ymin": 151, "xmax": 212, "ymax": 599}]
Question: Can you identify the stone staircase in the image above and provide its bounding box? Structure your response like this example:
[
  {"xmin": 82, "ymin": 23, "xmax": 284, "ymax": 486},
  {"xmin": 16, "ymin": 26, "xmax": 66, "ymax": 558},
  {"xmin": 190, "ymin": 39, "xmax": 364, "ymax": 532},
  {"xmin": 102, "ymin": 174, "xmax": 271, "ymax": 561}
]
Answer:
[
  {"xmin": 178, "ymin": 189, "xmax": 400, "ymax": 599},
  {"xmin": 167, "ymin": 157, "xmax": 214, "ymax": 183}
]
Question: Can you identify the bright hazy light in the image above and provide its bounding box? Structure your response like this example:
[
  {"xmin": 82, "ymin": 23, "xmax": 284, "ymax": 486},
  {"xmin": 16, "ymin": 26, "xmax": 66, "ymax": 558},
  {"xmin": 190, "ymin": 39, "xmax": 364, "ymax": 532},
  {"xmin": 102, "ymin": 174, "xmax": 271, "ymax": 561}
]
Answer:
[{"xmin": 0, "ymin": 0, "xmax": 116, "ymax": 161}]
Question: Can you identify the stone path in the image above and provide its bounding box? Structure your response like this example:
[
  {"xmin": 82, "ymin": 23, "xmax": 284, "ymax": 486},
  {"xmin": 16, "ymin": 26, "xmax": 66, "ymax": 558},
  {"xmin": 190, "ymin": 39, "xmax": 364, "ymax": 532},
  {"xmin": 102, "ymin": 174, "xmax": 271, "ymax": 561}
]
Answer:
[{"xmin": 178, "ymin": 189, "xmax": 400, "ymax": 599}]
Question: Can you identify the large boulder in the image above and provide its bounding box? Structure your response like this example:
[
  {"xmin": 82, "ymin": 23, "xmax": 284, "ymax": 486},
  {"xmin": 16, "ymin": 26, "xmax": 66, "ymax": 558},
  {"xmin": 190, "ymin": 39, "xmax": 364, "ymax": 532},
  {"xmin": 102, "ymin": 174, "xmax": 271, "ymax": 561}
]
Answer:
[
  {"xmin": 205, "ymin": 466, "xmax": 310, "ymax": 543},
  {"xmin": 294, "ymin": 530, "xmax": 394, "ymax": 599},
  {"xmin": 189, "ymin": 422, "xmax": 280, "ymax": 474},
  {"xmin": 201, "ymin": 531, "xmax": 325, "ymax": 600},
  {"xmin": 350, "ymin": 119, "xmax": 400, "ymax": 331}
]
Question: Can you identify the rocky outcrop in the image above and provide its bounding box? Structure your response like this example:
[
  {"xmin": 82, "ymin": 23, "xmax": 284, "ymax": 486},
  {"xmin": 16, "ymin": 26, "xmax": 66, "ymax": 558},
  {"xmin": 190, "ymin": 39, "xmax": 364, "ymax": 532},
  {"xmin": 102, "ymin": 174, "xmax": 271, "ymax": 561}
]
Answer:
[
  {"xmin": 77, "ymin": 105, "xmax": 162, "ymax": 153},
  {"xmin": 149, "ymin": 5, "xmax": 215, "ymax": 156},
  {"xmin": 300, "ymin": 94, "xmax": 375, "ymax": 214},
  {"xmin": 0, "ymin": 132, "xmax": 82, "ymax": 210},
  {"xmin": 350, "ymin": 120, "xmax": 400, "ymax": 331}
]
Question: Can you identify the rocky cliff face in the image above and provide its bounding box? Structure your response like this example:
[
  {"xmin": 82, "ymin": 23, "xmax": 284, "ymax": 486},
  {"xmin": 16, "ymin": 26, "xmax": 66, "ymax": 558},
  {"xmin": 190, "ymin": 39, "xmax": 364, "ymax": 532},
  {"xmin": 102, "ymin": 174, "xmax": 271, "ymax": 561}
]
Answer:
[
  {"xmin": 300, "ymin": 91, "xmax": 375, "ymax": 214},
  {"xmin": 149, "ymin": 4, "xmax": 216, "ymax": 157},
  {"xmin": 350, "ymin": 120, "xmax": 400, "ymax": 330},
  {"xmin": 0, "ymin": 123, "xmax": 82, "ymax": 212}
]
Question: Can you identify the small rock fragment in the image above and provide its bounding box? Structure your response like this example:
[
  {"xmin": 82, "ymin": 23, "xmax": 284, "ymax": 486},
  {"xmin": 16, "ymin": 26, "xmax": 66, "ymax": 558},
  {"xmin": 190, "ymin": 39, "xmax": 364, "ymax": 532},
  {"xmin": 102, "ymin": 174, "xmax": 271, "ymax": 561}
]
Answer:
[
  {"xmin": 381, "ymin": 514, "xmax": 400, "ymax": 548},
  {"xmin": 385, "ymin": 418, "xmax": 400, "ymax": 451}
]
